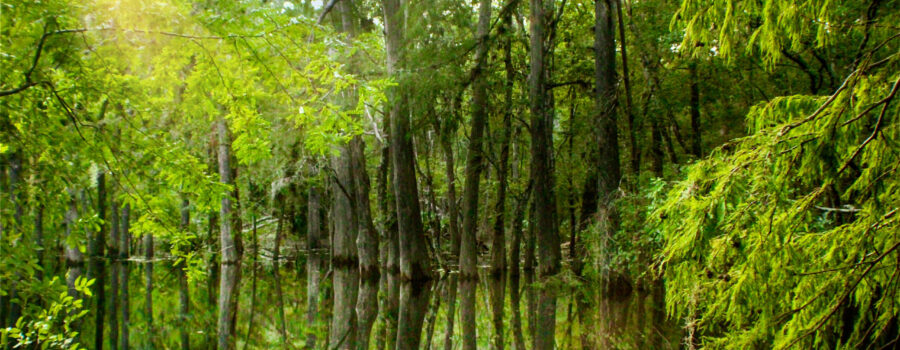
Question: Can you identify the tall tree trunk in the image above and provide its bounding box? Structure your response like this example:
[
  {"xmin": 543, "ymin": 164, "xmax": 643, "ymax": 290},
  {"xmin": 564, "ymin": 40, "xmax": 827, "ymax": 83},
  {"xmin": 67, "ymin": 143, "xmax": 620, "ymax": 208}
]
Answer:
[
  {"xmin": 348, "ymin": 10, "xmax": 380, "ymax": 337},
  {"xmin": 614, "ymin": 0, "xmax": 639, "ymax": 176},
  {"xmin": 330, "ymin": 120, "xmax": 359, "ymax": 349},
  {"xmin": 376, "ymin": 129, "xmax": 400, "ymax": 350},
  {"xmin": 217, "ymin": 116, "xmax": 242, "ymax": 350},
  {"xmin": 352, "ymin": 137, "xmax": 379, "ymax": 350},
  {"xmin": 119, "ymin": 204, "xmax": 130, "ymax": 350},
  {"xmin": 530, "ymin": 1, "xmax": 561, "ymax": 349},
  {"xmin": 383, "ymin": 0, "xmax": 431, "ymax": 282},
  {"xmin": 109, "ymin": 199, "xmax": 119, "ymax": 350},
  {"xmin": 206, "ymin": 131, "xmax": 220, "ymax": 350},
  {"xmin": 178, "ymin": 196, "xmax": 191, "ymax": 350},
  {"xmin": 491, "ymin": 0, "xmax": 515, "ymax": 277},
  {"xmin": 92, "ymin": 171, "xmax": 107, "ymax": 350},
  {"xmin": 459, "ymin": 0, "xmax": 492, "ymax": 348},
  {"xmin": 440, "ymin": 130, "xmax": 460, "ymax": 259}
]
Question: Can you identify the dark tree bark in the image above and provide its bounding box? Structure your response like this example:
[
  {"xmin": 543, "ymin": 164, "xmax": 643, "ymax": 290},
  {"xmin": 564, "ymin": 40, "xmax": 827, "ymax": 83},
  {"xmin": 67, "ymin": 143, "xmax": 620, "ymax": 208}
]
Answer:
[
  {"xmin": 92, "ymin": 171, "xmax": 107, "ymax": 350},
  {"xmin": 205, "ymin": 131, "xmax": 220, "ymax": 350},
  {"xmin": 489, "ymin": 274, "xmax": 507, "ymax": 350},
  {"xmin": 216, "ymin": 116, "xmax": 242, "ymax": 350},
  {"xmin": 530, "ymin": 1, "xmax": 561, "ymax": 349},
  {"xmin": 508, "ymin": 185, "xmax": 529, "ymax": 276},
  {"xmin": 383, "ymin": 0, "xmax": 431, "ymax": 282},
  {"xmin": 650, "ymin": 117, "xmax": 664, "ymax": 177},
  {"xmin": 510, "ymin": 273, "xmax": 525, "ymax": 350},
  {"xmin": 459, "ymin": 0, "xmax": 492, "ymax": 348},
  {"xmin": 529, "ymin": 0, "xmax": 560, "ymax": 280},
  {"xmin": 109, "ymin": 199, "xmax": 119, "ymax": 350},
  {"xmin": 614, "ymin": 0, "xmax": 640, "ymax": 176},
  {"xmin": 119, "ymin": 204, "xmax": 130, "ymax": 350},
  {"xmin": 491, "ymin": 0, "xmax": 515, "ymax": 277}
]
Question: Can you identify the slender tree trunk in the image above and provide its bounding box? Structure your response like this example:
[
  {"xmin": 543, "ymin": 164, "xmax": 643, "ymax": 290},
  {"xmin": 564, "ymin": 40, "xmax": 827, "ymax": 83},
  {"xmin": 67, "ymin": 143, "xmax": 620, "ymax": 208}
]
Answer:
[
  {"xmin": 206, "ymin": 132, "xmax": 220, "ymax": 350},
  {"xmin": 383, "ymin": 0, "xmax": 431, "ymax": 282},
  {"xmin": 459, "ymin": 1, "xmax": 492, "ymax": 348},
  {"xmin": 119, "ymin": 204, "xmax": 130, "ymax": 350},
  {"xmin": 530, "ymin": 1, "xmax": 561, "ymax": 349},
  {"xmin": 440, "ymin": 132, "xmax": 460, "ymax": 259},
  {"xmin": 614, "ymin": 0, "xmax": 639, "ymax": 176},
  {"xmin": 109, "ymin": 200, "xmax": 119, "ymax": 350},
  {"xmin": 93, "ymin": 171, "xmax": 108, "ymax": 350},
  {"xmin": 491, "ymin": 0, "xmax": 515, "ymax": 277},
  {"xmin": 217, "ymin": 116, "xmax": 242, "ymax": 350},
  {"xmin": 650, "ymin": 117, "xmax": 664, "ymax": 177},
  {"xmin": 508, "ymin": 187, "xmax": 529, "ymax": 276}
]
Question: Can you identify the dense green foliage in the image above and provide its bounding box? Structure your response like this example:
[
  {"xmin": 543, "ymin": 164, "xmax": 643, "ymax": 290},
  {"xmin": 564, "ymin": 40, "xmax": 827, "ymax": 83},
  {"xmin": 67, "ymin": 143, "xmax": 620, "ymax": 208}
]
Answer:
[{"xmin": 2, "ymin": 0, "xmax": 898, "ymax": 348}]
